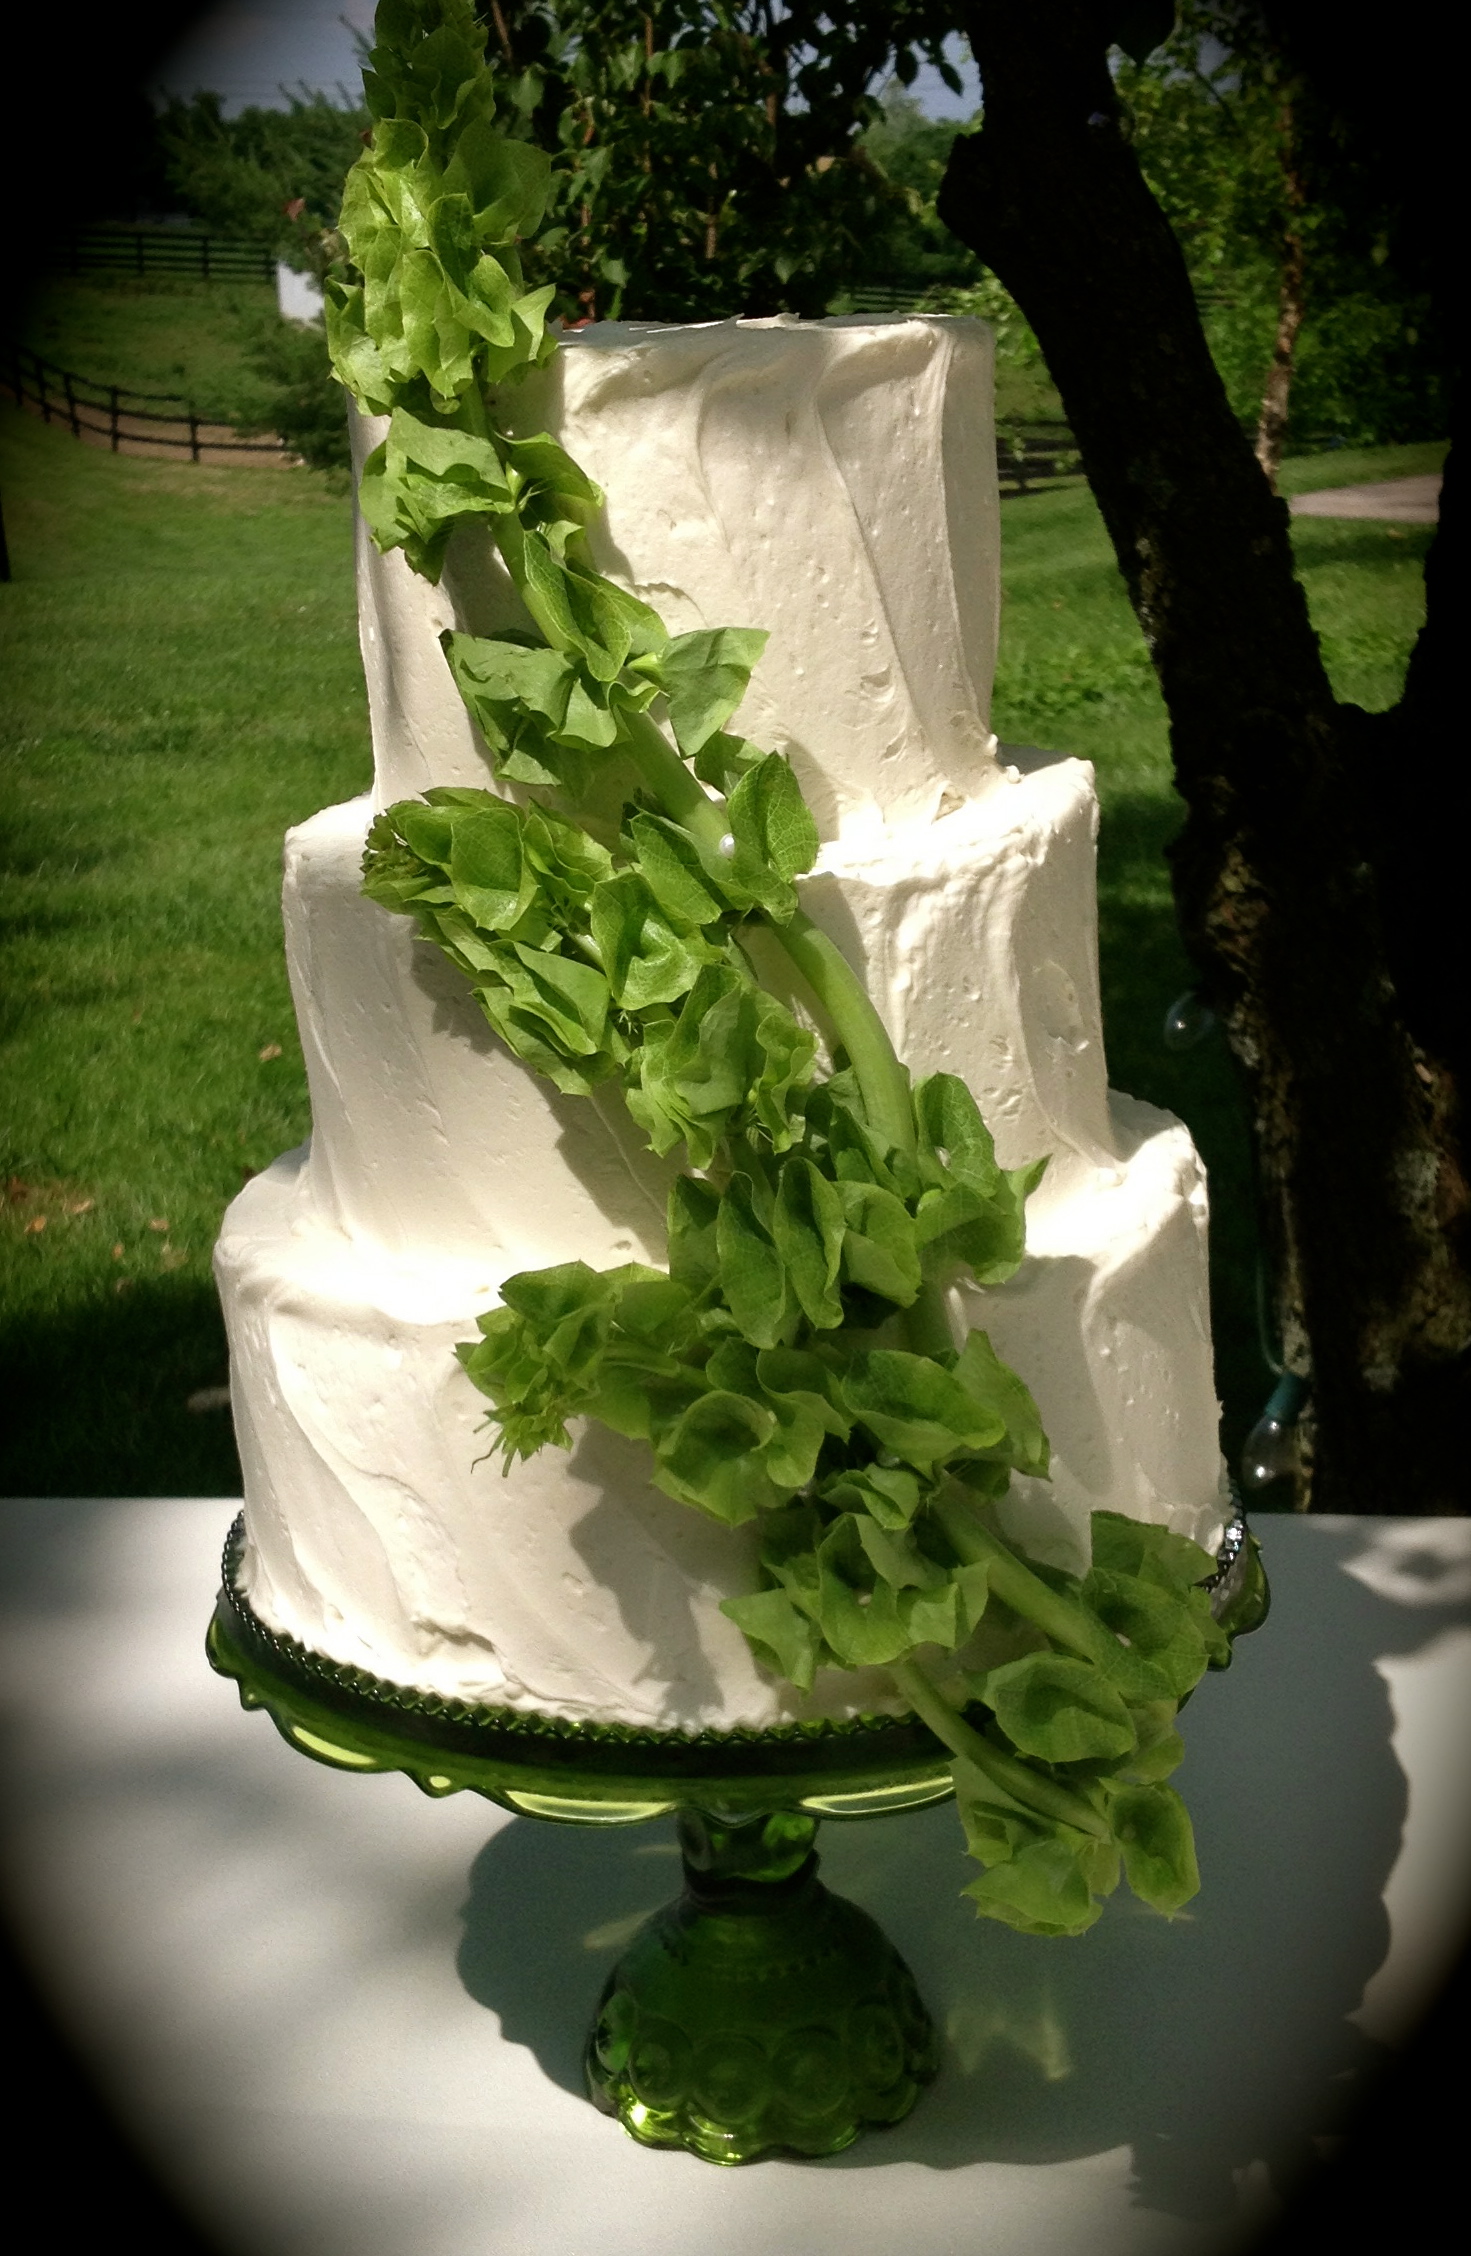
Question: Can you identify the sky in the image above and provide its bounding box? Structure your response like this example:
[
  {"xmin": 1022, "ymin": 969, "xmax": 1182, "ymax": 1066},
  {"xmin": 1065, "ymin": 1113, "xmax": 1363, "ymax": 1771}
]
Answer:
[{"xmin": 154, "ymin": 2, "xmax": 978, "ymax": 118}]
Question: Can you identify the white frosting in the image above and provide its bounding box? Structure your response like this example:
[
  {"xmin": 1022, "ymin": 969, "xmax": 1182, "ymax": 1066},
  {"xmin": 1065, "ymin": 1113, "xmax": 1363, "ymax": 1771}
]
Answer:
[
  {"xmin": 218, "ymin": 317, "xmax": 1230, "ymax": 1729},
  {"xmin": 356, "ymin": 315, "xmax": 1002, "ymax": 834}
]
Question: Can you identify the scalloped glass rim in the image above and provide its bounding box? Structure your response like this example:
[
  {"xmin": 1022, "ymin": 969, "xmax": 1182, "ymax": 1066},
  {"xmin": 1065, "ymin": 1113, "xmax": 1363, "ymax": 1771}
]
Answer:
[{"xmin": 209, "ymin": 1509, "xmax": 1266, "ymax": 1820}]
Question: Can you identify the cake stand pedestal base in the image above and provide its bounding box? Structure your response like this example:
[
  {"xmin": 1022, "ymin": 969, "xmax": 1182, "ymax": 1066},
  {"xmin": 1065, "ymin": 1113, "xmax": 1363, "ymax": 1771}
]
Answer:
[
  {"xmin": 587, "ymin": 1807, "xmax": 936, "ymax": 2162},
  {"xmin": 207, "ymin": 1508, "xmax": 1264, "ymax": 2165}
]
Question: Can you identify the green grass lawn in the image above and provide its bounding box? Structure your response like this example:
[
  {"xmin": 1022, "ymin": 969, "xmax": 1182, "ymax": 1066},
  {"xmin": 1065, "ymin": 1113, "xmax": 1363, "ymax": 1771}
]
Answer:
[
  {"xmin": 1, "ymin": 406, "xmax": 369, "ymax": 1492},
  {"xmin": 0, "ymin": 400, "xmax": 1440, "ymax": 1495},
  {"xmin": 11, "ymin": 274, "xmax": 279, "ymax": 426}
]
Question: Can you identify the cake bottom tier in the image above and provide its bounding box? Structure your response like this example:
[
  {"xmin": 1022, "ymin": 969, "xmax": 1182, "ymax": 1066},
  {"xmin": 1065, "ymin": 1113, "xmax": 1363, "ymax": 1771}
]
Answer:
[{"xmin": 216, "ymin": 1101, "xmax": 1229, "ymax": 1736}]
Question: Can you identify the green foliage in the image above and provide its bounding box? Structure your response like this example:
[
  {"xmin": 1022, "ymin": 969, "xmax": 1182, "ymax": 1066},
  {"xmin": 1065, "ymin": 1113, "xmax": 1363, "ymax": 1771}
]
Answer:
[
  {"xmin": 852, "ymin": 85, "xmax": 981, "ymax": 294},
  {"xmin": 157, "ymin": 90, "xmax": 371, "ymax": 262},
  {"xmin": 328, "ymin": 1, "xmax": 557, "ymax": 423},
  {"xmin": 468, "ymin": 2, "xmax": 965, "ymax": 320},
  {"xmin": 240, "ymin": 312, "xmax": 352, "ymax": 472},
  {"xmin": 1114, "ymin": 3, "xmax": 1448, "ymax": 444}
]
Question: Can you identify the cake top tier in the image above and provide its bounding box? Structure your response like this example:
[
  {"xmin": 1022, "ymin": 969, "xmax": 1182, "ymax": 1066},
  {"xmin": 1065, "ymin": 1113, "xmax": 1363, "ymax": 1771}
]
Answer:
[{"xmin": 358, "ymin": 316, "xmax": 1004, "ymax": 835}]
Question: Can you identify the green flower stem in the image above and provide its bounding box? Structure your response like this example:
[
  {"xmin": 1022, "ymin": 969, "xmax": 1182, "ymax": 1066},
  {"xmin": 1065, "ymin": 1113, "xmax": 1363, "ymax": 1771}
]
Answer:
[
  {"xmin": 905, "ymin": 1278, "xmax": 958, "ymax": 1359},
  {"xmin": 890, "ymin": 1661, "xmax": 1111, "ymax": 1840},
  {"xmin": 620, "ymin": 708, "xmax": 730, "ymax": 854},
  {"xmin": 775, "ymin": 911, "xmax": 917, "ymax": 1166},
  {"xmin": 457, "ymin": 386, "xmax": 491, "ymax": 441},
  {"xmin": 934, "ymin": 1496, "xmax": 1117, "ymax": 1670}
]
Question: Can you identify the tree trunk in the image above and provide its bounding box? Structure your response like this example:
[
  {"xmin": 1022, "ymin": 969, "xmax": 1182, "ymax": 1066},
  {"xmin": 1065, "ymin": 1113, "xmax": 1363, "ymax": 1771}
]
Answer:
[
  {"xmin": 1254, "ymin": 95, "xmax": 1306, "ymax": 489},
  {"xmin": 938, "ymin": 1, "xmax": 1468, "ymax": 1508}
]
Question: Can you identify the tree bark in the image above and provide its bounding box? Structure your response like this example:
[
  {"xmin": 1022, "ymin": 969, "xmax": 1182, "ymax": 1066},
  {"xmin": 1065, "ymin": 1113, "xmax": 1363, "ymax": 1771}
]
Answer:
[
  {"xmin": 1253, "ymin": 96, "xmax": 1305, "ymax": 489},
  {"xmin": 938, "ymin": 1, "xmax": 1468, "ymax": 1507}
]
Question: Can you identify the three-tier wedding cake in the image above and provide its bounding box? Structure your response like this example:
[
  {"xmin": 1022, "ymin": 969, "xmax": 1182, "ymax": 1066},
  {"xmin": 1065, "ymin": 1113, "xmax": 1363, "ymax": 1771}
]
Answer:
[{"xmin": 215, "ymin": 313, "xmax": 1229, "ymax": 1734}]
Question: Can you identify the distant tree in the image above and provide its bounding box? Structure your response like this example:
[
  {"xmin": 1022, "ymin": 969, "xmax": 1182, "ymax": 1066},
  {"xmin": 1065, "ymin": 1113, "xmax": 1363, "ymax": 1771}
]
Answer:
[
  {"xmin": 854, "ymin": 83, "xmax": 982, "ymax": 292},
  {"xmin": 1114, "ymin": 4, "xmax": 1448, "ymax": 475},
  {"xmin": 476, "ymin": 2, "xmax": 960, "ymax": 318},
  {"xmin": 156, "ymin": 91, "xmax": 371, "ymax": 266}
]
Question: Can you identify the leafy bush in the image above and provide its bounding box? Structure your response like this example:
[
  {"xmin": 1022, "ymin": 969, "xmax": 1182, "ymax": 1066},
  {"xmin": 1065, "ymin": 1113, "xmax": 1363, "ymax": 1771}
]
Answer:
[
  {"xmin": 241, "ymin": 314, "xmax": 351, "ymax": 474},
  {"xmin": 157, "ymin": 91, "xmax": 371, "ymax": 263}
]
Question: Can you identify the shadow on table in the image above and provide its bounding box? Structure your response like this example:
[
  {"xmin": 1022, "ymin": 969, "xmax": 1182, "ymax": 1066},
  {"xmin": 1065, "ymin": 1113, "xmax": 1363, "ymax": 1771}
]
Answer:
[{"xmin": 458, "ymin": 1522, "xmax": 1468, "ymax": 2227}]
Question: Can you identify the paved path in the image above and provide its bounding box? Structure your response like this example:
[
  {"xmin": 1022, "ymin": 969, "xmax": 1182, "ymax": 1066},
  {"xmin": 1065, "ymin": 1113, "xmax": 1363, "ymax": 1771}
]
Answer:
[{"xmin": 1290, "ymin": 473, "xmax": 1441, "ymax": 521}]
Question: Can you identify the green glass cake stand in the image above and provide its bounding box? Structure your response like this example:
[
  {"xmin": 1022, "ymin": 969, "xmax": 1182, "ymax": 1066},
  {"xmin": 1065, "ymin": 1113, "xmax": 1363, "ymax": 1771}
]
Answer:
[{"xmin": 207, "ymin": 1512, "xmax": 1268, "ymax": 2165}]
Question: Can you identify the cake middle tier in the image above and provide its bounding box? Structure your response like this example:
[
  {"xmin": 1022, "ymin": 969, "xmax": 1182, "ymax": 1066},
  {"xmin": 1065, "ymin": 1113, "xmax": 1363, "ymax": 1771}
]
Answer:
[{"xmin": 285, "ymin": 755, "xmax": 1119, "ymax": 1268}]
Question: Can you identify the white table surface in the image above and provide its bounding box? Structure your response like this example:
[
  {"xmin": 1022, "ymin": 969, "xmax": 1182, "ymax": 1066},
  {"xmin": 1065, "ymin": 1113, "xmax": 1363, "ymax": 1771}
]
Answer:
[{"xmin": 1, "ymin": 1502, "xmax": 1468, "ymax": 2256}]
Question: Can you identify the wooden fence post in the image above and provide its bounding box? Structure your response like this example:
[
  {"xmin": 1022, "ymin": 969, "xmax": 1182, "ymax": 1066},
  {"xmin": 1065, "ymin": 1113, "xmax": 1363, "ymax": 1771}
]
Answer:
[
  {"xmin": 63, "ymin": 370, "xmax": 79, "ymax": 438},
  {"xmin": 189, "ymin": 413, "xmax": 201, "ymax": 463},
  {"xmin": 109, "ymin": 387, "xmax": 120, "ymax": 452}
]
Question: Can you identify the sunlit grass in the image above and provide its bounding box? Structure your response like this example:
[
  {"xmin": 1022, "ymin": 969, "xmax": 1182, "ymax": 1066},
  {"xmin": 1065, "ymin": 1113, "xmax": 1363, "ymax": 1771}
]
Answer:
[
  {"xmin": 11, "ymin": 272, "xmax": 279, "ymax": 425},
  {"xmin": 1, "ymin": 407, "xmax": 369, "ymax": 1490}
]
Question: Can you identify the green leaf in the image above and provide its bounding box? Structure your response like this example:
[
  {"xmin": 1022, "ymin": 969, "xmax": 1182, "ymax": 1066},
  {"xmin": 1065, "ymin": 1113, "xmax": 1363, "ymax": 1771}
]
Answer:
[
  {"xmin": 836, "ymin": 1179, "xmax": 921, "ymax": 1305},
  {"xmin": 981, "ymin": 1652, "xmax": 1137, "ymax": 1764},
  {"xmin": 720, "ymin": 1588, "xmax": 824, "ymax": 1691},
  {"xmin": 394, "ymin": 800, "xmax": 456, "ymax": 869},
  {"xmin": 754, "ymin": 1347, "xmax": 851, "ymax": 1440},
  {"xmin": 626, "ymin": 813, "xmax": 729, "ymax": 931},
  {"xmin": 652, "ymin": 1389, "xmax": 781, "ymax": 1523},
  {"xmin": 625, "ymin": 968, "xmax": 815, "ymax": 1168},
  {"xmin": 914, "ymin": 1179, "xmax": 1029, "ymax": 1285},
  {"xmin": 666, "ymin": 1176, "xmax": 721, "ymax": 1295},
  {"xmin": 813, "ymin": 1519, "xmax": 920, "ymax": 1667},
  {"xmin": 715, "ymin": 1173, "xmax": 793, "ymax": 1351},
  {"xmin": 658, "ymin": 627, "xmax": 769, "ymax": 756},
  {"xmin": 962, "ymin": 1832, "xmax": 1108, "ymax": 1937},
  {"xmin": 1119, "ymin": 1701, "xmax": 1187, "ymax": 1784},
  {"xmin": 818, "ymin": 1462, "xmax": 926, "ymax": 1529},
  {"xmin": 853, "ymin": 1514, "xmax": 949, "ymax": 1592},
  {"xmin": 517, "ymin": 529, "xmax": 664, "ymax": 681},
  {"xmin": 1111, "ymin": 1783, "xmax": 1200, "ymax": 1914},
  {"xmin": 358, "ymin": 409, "xmax": 512, "ymax": 581},
  {"xmin": 726, "ymin": 752, "xmax": 820, "ymax": 883},
  {"xmin": 1084, "ymin": 1566, "xmax": 1210, "ymax": 1703},
  {"xmin": 772, "ymin": 1158, "xmax": 846, "ymax": 1330},
  {"xmin": 443, "ymin": 120, "xmax": 552, "ymax": 240},
  {"xmin": 445, "ymin": 634, "xmax": 577, "ymax": 735},
  {"xmin": 508, "ymin": 939, "xmax": 609, "ymax": 1044},
  {"xmin": 446, "ymin": 799, "xmax": 538, "ymax": 932},
  {"xmin": 915, "ymin": 1072, "xmax": 1002, "ymax": 1192},
  {"xmin": 590, "ymin": 871, "xmax": 715, "ymax": 1009},
  {"xmin": 841, "ymin": 1349, "xmax": 1006, "ymax": 1474},
  {"xmin": 520, "ymin": 802, "xmax": 614, "ymax": 906},
  {"xmin": 950, "ymin": 1329, "xmax": 1050, "ymax": 1478},
  {"xmin": 1090, "ymin": 1510, "xmax": 1219, "ymax": 1593},
  {"xmin": 691, "ymin": 729, "xmax": 768, "ymax": 793},
  {"xmin": 757, "ymin": 1501, "xmax": 827, "ymax": 1614},
  {"xmin": 804, "ymin": 1079, "xmax": 903, "ymax": 1194},
  {"xmin": 472, "ymin": 940, "xmax": 614, "ymax": 1093},
  {"xmin": 498, "ymin": 429, "xmax": 603, "ymax": 519}
]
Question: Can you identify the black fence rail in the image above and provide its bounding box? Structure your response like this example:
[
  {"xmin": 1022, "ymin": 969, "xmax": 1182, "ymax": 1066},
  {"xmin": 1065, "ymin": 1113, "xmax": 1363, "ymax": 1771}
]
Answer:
[
  {"xmin": 1, "ymin": 344, "xmax": 286, "ymax": 461},
  {"xmin": 38, "ymin": 229, "xmax": 277, "ymax": 285},
  {"xmin": 5, "ymin": 338, "xmax": 1077, "ymax": 490},
  {"xmin": 844, "ymin": 281, "xmax": 938, "ymax": 314},
  {"xmin": 995, "ymin": 421, "xmax": 1082, "ymax": 496}
]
